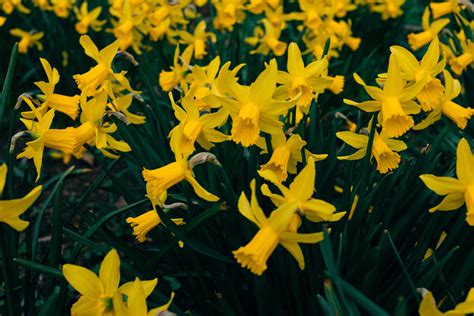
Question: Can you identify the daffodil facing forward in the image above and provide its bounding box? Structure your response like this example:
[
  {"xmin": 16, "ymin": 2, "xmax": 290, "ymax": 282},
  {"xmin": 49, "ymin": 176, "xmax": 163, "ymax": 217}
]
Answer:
[
  {"xmin": 0, "ymin": 164, "xmax": 42, "ymax": 231},
  {"xmin": 390, "ymin": 38, "xmax": 445, "ymax": 111},
  {"xmin": 275, "ymin": 42, "xmax": 331, "ymax": 122},
  {"xmin": 420, "ymin": 138, "xmax": 474, "ymax": 225},
  {"xmin": 336, "ymin": 125, "xmax": 408, "ymax": 174},
  {"xmin": 63, "ymin": 249, "xmax": 122, "ymax": 315},
  {"xmin": 259, "ymin": 157, "xmax": 344, "ymax": 223},
  {"xmin": 169, "ymin": 92, "xmax": 228, "ymax": 155},
  {"xmin": 217, "ymin": 59, "xmax": 295, "ymax": 147},
  {"xmin": 345, "ymin": 55, "xmax": 424, "ymax": 138},
  {"xmin": 233, "ymin": 179, "xmax": 326, "ymax": 275}
]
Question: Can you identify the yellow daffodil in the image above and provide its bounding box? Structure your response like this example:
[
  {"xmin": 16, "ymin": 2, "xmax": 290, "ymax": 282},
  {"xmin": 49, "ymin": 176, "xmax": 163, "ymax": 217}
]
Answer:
[
  {"xmin": 329, "ymin": 0, "xmax": 357, "ymax": 18},
  {"xmin": 178, "ymin": 21, "xmax": 216, "ymax": 59},
  {"xmin": 50, "ymin": 0, "xmax": 75, "ymax": 18},
  {"xmin": 142, "ymin": 133, "xmax": 219, "ymax": 202},
  {"xmin": 110, "ymin": 0, "xmax": 146, "ymax": 54},
  {"xmin": 31, "ymin": 58, "xmax": 80, "ymax": 120},
  {"xmin": 0, "ymin": 164, "xmax": 42, "ymax": 231},
  {"xmin": 1, "ymin": 0, "xmax": 30, "ymax": 14},
  {"xmin": 419, "ymin": 288, "xmax": 474, "ymax": 315},
  {"xmin": 113, "ymin": 278, "xmax": 174, "ymax": 316},
  {"xmin": 420, "ymin": 138, "xmax": 474, "ymax": 225},
  {"xmin": 370, "ymin": 0, "xmax": 405, "ymax": 20},
  {"xmin": 63, "ymin": 249, "xmax": 121, "ymax": 315},
  {"xmin": 74, "ymin": 2, "xmax": 106, "ymax": 34},
  {"xmin": 327, "ymin": 75, "xmax": 345, "ymax": 94},
  {"xmin": 414, "ymin": 71, "xmax": 474, "ymax": 130},
  {"xmin": 187, "ymin": 56, "xmax": 223, "ymax": 110},
  {"xmin": 259, "ymin": 132, "xmax": 323, "ymax": 182},
  {"xmin": 259, "ymin": 157, "xmax": 345, "ymax": 222},
  {"xmin": 17, "ymin": 98, "xmax": 77, "ymax": 181},
  {"xmin": 294, "ymin": 0, "xmax": 325, "ymax": 31},
  {"xmin": 245, "ymin": 19, "xmax": 287, "ymax": 56},
  {"xmin": 233, "ymin": 179, "xmax": 326, "ymax": 275},
  {"xmin": 159, "ymin": 45, "xmax": 193, "ymax": 92},
  {"xmin": 71, "ymin": 91, "xmax": 131, "ymax": 159},
  {"xmin": 126, "ymin": 190, "xmax": 184, "ymax": 242},
  {"xmin": 407, "ymin": 9, "xmax": 449, "ymax": 51},
  {"xmin": 107, "ymin": 94, "xmax": 145, "ymax": 125},
  {"xmin": 390, "ymin": 38, "xmax": 445, "ymax": 111},
  {"xmin": 9, "ymin": 29, "xmax": 43, "ymax": 54},
  {"xmin": 449, "ymin": 39, "xmax": 473, "ymax": 75},
  {"xmin": 336, "ymin": 125, "xmax": 408, "ymax": 174},
  {"xmin": 213, "ymin": 0, "xmax": 246, "ymax": 31},
  {"xmin": 247, "ymin": 0, "xmax": 279, "ymax": 14},
  {"xmin": 326, "ymin": 19, "xmax": 361, "ymax": 52},
  {"xmin": 73, "ymin": 35, "xmax": 137, "ymax": 97},
  {"xmin": 169, "ymin": 92, "xmax": 229, "ymax": 155},
  {"xmin": 32, "ymin": 0, "xmax": 51, "ymax": 10},
  {"xmin": 430, "ymin": 0, "xmax": 459, "ymax": 19},
  {"xmin": 216, "ymin": 59, "xmax": 294, "ymax": 147},
  {"xmin": 275, "ymin": 42, "xmax": 331, "ymax": 121},
  {"xmin": 345, "ymin": 55, "xmax": 424, "ymax": 138}
]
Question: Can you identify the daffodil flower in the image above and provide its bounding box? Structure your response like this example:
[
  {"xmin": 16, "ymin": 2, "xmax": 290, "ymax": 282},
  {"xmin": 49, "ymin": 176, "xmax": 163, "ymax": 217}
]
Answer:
[
  {"xmin": 1, "ymin": 0, "xmax": 30, "ymax": 14},
  {"xmin": 169, "ymin": 92, "xmax": 229, "ymax": 155},
  {"xmin": 17, "ymin": 98, "xmax": 77, "ymax": 181},
  {"xmin": 419, "ymin": 288, "xmax": 474, "ymax": 315},
  {"xmin": 126, "ymin": 190, "xmax": 184, "ymax": 242},
  {"xmin": 111, "ymin": 0, "xmax": 146, "ymax": 53},
  {"xmin": 187, "ymin": 56, "xmax": 223, "ymax": 110},
  {"xmin": 259, "ymin": 131, "xmax": 324, "ymax": 182},
  {"xmin": 275, "ymin": 42, "xmax": 331, "ymax": 122},
  {"xmin": 51, "ymin": 0, "xmax": 75, "ymax": 18},
  {"xmin": 247, "ymin": 0, "xmax": 278, "ymax": 14},
  {"xmin": 63, "ymin": 249, "xmax": 122, "ymax": 315},
  {"xmin": 345, "ymin": 55, "xmax": 424, "ymax": 138},
  {"xmin": 390, "ymin": 38, "xmax": 445, "ymax": 111},
  {"xmin": 73, "ymin": 35, "xmax": 137, "ymax": 97},
  {"xmin": 449, "ymin": 39, "xmax": 473, "ymax": 75},
  {"xmin": 259, "ymin": 157, "xmax": 345, "ymax": 222},
  {"xmin": 420, "ymin": 138, "xmax": 474, "ymax": 225},
  {"xmin": 74, "ymin": 2, "xmax": 106, "ymax": 34},
  {"xmin": 113, "ymin": 278, "xmax": 174, "ymax": 316},
  {"xmin": 414, "ymin": 71, "xmax": 474, "ymax": 130},
  {"xmin": 246, "ymin": 19, "xmax": 287, "ymax": 56},
  {"xmin": 178, "ymin": 21, "xmax": 216, "ymax": 59},
  {"xmin": 159, "ymin": 45, "xmax": 193, "ymax": 92},
  {"xmin": 9, "ymin": 29, "xmax": 43, "ymax": 54},
  {"xmin": 407, "ymin": 9, "xmax": 449, "ymax": 51},
  {"xmin": 71, "ymin": 91, "xmax": 131, "ymax": 159},
  {"xmin": 107, "ymin": 94, "xmax": 146, "ymax": 125},
  {"xmin": 216, "ymin": 59, "xmax": 295, "ymax": 147},
  {"xmin": 429, "ymin": 0, "xmax": 459, "ymax": 19},
  {"xmin": 336, "ymin": 126, "xmax": 408, "ymax": 174},
  {"xmin": 0, "ymin": 164, "xmax": 42, "ymax": 231},
  {"xmin": 213, "ymin": 0, "xmax": 246, "ymax": 31},
  {"xmin": 31, "ymin": 58, "xmax": 80, "ymax": 120},
  {"xmin": 142, "ymin": 132, "xmax": 219, "ymax": 202},
  {"xmin": 233, "ymin": 179, "xmax": 326, "ymax": 275},
  {"xmin": 370, "ymin": 0, "xmax": 405, "ymax": 20}
]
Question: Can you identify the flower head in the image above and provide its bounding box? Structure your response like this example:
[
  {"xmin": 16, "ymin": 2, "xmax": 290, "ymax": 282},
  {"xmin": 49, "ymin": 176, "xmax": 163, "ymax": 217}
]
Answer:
[{"xmin": 420, "ymin": 138, "xmax": 474, "ymax": 225}]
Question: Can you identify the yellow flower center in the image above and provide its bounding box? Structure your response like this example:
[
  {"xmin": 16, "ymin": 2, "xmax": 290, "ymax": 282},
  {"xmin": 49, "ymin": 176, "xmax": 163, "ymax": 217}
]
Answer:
[
  {"xmin": 290, "ymin": 77, "xmax": 314, "ymax": 107},
  {"xmin": 372, "ymin": 135, "xmax": 400, "ymax": 174},
  {"xmin": 381, "ymin": 97, "xmax": 414, "ymax": 137},
  {"xmin": 233, "ymin": 225, "xmax": 279, "ymax": 276},
  {"xmin": 159, "ymin": 70, "xmax": 180, "ymax": 92},
  {"xmin": 126, "ymin": 210, "xmax": 161, "ymax": 242},
  {"xmin": 231, "ymin": 102, "xmax": 260, "ymax": 147},
  {"xmin": 46, "ymin": 94, "xmax": 80, "ymax": 120},
  {"xmin": 193, "ymin": 39, "xmax": 206, "ymax": 58},
  {"xmin": 441, "ymin": 101, "xmax": 474, "ymax": 130},
  {"xmin": 450, "ymin": 53, "xmax": 473, "ymax": 75},
  {"xmin": 417, "ymin": 77, "xmax": 443, "ymax": 111}
]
